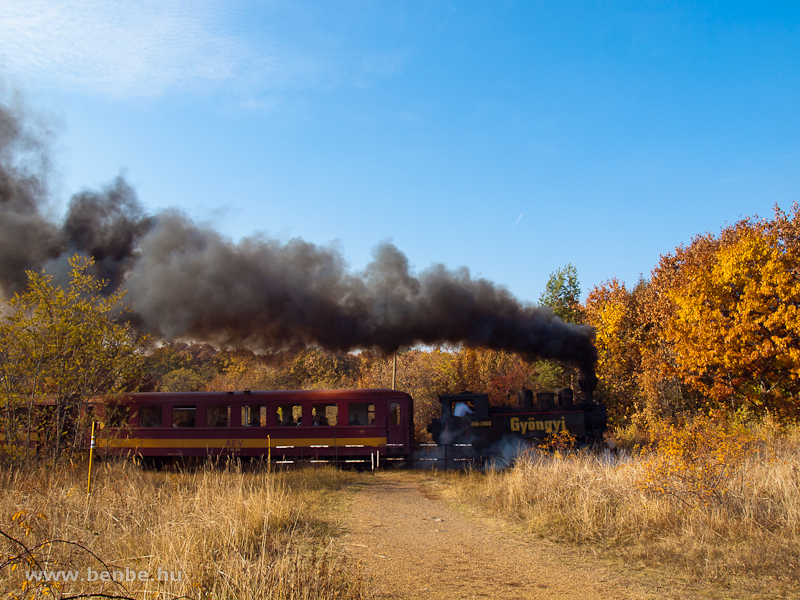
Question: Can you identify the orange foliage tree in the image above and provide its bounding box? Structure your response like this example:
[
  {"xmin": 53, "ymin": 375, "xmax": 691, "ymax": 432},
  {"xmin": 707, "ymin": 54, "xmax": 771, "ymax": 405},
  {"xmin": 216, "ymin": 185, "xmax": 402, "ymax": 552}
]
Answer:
[
  {"xmin": 586, "ymin": 204, "xmax": 800, "ymax": 421},
  {"xmin": 659, "ymin": 207, "xmax": 800, "ymax": 412},
  {"xmin": 583, "ymin": 278, "xmax": 643, "ymax": 421}
]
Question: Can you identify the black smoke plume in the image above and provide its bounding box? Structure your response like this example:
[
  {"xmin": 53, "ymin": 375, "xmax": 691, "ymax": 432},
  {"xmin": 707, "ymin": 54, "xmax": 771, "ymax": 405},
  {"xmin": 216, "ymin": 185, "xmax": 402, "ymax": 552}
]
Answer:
[
  {"xmin": 0, "ymin": 100, "xmax": 153, "ymax": 294},
  {"xmin": 62, "ymin": 177, "xmax": 154, "ymax": 291},
  {"xmin": 0, "ymin": 96, "xmax": 61, "ymax": 293},
  {"xmin": 0, "ymin": 98, "xmax": 597, "ymax": 377}
]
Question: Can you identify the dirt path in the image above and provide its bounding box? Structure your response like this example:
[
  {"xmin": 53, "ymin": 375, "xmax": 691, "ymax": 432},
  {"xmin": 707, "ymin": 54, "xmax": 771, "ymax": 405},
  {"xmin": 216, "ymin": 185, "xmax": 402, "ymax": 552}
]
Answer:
[{"xmin": 340, "ymin": 471, "xmax": 713, "ymax": 600}]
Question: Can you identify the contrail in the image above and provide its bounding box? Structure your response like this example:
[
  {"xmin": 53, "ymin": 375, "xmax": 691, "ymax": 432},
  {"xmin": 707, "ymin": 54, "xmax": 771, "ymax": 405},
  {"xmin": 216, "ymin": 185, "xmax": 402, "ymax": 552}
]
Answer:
[{"xmin": 512, "ymin": 213, "xmax": 523, "ymax": 229}]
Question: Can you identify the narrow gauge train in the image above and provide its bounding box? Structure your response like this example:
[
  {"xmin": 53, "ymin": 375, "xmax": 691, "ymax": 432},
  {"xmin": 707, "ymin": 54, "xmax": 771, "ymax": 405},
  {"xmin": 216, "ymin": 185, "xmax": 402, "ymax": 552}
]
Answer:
[
  {"xmin": 95, "ymin": 388, "xmax": 413, "ymax": 467},
  {"xmin": 94, "ymin": 384, "xmax": 606, "ymax": 468}
]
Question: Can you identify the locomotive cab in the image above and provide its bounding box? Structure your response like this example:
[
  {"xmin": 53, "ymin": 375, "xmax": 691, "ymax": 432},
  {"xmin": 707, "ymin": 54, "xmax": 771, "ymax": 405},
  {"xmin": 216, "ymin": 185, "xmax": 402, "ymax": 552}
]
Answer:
[{"xmin": 438, "ymin": 392, "xmax": 489, "ymax": 419}]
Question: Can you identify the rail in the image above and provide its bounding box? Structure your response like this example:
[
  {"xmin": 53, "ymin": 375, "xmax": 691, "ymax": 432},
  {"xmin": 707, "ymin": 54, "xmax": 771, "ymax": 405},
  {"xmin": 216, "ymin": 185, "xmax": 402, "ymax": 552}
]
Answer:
[{"xmin": 411, "ymin": 443, "xmax": 478, "ymax": 470}]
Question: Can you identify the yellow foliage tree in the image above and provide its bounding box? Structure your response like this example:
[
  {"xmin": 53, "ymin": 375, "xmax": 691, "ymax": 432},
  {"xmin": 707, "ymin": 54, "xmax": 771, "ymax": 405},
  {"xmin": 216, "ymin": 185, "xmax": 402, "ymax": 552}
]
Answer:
[
  {"xmin": 586, "ymin": 205, "xmax": 800, "ymax": 421},
  {"xmin": 661, "ymin": 208, "xmax": 800, "ymax": 411},
  {"xmin": 584, "ymin": 277, "xmax": 681, "ymax": 422},
  {"xmin": 584, "ymin": 278, "xmax": 640, "ymax": 421},
  {"xmin": 0, "ymin": 256, "xmax": 148, "ymax": 464}
]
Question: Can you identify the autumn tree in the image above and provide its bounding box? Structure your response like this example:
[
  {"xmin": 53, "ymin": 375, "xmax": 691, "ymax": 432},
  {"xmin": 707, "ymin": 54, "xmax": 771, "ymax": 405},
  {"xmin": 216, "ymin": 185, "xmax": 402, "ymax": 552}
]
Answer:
[
  {"xmin": 288, "ymin": 347, "xmax": 360, "ymax": 389},
  {"xmin": 0, "ymin": 256, "xmax": 148, "ymax": 464},
  {"xmin": 160, "ymin": 367, "xmax": 208, "ymax": 392},
  {"xmin": 584, "ymin": 276, "xmax": 683, "ymax": 423},
  {"xmin": 584, "ymin": 279, "xmax": 641, "ymax": 421},
  {"xmin": 586, "ymin": 204, "xmax": 800, "ymax": 422},
  {"xmin": 658, "ymin": 207, "xmax": 800, "ymax": 413},
  {"xmin": 143, "ymin": 341, "xmax": 218, "ymax": 391},
  {"xmin": 203, "ymin": 348, "xmax": 293, "ymax": 391},
  {"xmin": 442, "ymin": 347, "xmax": 542, "ymax": 403}
]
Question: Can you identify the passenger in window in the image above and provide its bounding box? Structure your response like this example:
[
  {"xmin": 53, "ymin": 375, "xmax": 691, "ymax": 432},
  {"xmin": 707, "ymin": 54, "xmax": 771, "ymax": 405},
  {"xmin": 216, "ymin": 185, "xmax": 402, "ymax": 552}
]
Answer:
[{"xmin": 349, "ymin": 415, "xmax": 360, "ymax": 426}]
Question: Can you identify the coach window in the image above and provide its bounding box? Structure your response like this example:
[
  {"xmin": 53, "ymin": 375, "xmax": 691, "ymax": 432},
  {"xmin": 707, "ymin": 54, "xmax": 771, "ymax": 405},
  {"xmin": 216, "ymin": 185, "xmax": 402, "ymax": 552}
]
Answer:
[
  {"xmin": 312, "ymin": 403, "xmax": 337, "ymax": 426},
  {"xmin": 172, "ymin": 406, "xmax": 196, "ymax": 428},
  {"xmin": 277, "ymin": 404, "xmax": 302, "ymax": 426},
  {"xmin": 207, "ymin": 404, "xmax": 230, "ymax": 427},
  {"xmin": 390, "ymin": 402, "xmax": 401, "ymax": 426},
  {"xmin": 139, "ymin": 406, "xmax": 162, "ymax": 428},
  {"xmin": 348, "ymin": 403, "xmax": 374, "ymax": 426},
  {"xmin": 241, "ymin": 405, "xmax": 265, "ymax": 427},
  {"xmin": 106, "ymin": 405, "xmax": 130, "ymax": 428}
]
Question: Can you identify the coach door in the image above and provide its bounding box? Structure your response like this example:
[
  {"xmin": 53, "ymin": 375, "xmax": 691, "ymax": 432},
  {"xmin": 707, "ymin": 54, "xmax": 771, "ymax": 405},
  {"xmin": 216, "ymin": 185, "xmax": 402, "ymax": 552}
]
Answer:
[{"xmin": 386, "ymin": 401, "xmax": 405, "ymax": 448}]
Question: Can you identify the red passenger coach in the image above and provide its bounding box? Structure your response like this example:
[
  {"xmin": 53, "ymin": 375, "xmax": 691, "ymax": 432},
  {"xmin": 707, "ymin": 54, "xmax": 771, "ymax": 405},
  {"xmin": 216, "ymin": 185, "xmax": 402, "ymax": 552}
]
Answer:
[{"xmin": 98, "ymin": 389, "xmax": 414, "ymax": 467}]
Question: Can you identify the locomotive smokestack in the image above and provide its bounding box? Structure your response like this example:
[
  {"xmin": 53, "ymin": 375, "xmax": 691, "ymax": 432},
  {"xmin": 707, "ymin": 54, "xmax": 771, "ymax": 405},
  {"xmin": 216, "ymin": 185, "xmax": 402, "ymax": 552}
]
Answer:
[
  {"xmin": 517, "ymin": 388, "xmax": 533, "ymax": 408},
  {"xmin": 578, "ymin": 373, "xmax": 598, "ymax": 403}
]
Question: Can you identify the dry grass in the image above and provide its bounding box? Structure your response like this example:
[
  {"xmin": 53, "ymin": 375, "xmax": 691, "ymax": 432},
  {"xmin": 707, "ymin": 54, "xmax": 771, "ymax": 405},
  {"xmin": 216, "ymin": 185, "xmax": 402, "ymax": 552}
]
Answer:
[
  {"xmin": 1, "ymin": 460, "xmax": 367, "ymax": 600},
  {"xmin": 434, "ymin": 423, "xmax": 800, "ymax": 592}
]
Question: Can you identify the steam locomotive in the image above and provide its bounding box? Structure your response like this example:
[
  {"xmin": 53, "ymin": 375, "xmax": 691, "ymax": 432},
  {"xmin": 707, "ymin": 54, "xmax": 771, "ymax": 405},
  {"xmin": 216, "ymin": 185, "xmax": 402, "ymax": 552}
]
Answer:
[{"xmin": 420, "ymin": 382, "xmax": 607, "ymax": 468}]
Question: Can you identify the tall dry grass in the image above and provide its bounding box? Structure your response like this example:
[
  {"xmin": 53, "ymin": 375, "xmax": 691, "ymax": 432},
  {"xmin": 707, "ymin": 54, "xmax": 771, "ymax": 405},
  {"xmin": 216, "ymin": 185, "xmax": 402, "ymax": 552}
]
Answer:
[
  {"xmin": 437, "ymin": 423, "xmax": 800, "ymax": 587},
  {"xmin": 1, "ymin": 461, "xmax": 367, "ymax": 599}
]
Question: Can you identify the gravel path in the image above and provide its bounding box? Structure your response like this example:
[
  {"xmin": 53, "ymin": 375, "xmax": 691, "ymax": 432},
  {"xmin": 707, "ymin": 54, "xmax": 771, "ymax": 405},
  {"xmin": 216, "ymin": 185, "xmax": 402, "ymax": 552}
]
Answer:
[{"xmin": 340, "ymin": 471, "xmax": 703, "ymax": 600}]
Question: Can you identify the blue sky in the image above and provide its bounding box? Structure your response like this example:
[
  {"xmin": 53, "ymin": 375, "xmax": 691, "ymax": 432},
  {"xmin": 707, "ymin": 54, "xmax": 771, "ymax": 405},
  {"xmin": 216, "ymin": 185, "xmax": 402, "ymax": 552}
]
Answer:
[{"xmin": 2, "ymin": 1, "xmax": 798, "ymax": 303}]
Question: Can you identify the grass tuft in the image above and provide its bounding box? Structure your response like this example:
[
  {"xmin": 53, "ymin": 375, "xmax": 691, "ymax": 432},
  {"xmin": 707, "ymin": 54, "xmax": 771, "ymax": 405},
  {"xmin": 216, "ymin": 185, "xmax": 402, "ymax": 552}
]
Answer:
[
  {"xmin": 435, "ymin": 421, "xmax": 800, "ymax": 589},
  {"xmin": 1, "ymin": 461, "xmax": 367, "ymax": 600}
]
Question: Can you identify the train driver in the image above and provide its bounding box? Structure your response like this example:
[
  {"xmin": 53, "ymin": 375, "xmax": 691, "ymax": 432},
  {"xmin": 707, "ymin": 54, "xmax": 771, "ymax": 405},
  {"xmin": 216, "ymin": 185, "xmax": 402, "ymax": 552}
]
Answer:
[{"xmin": 453, "ymin": 402, "xmax": 474, "ymax": 417}]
